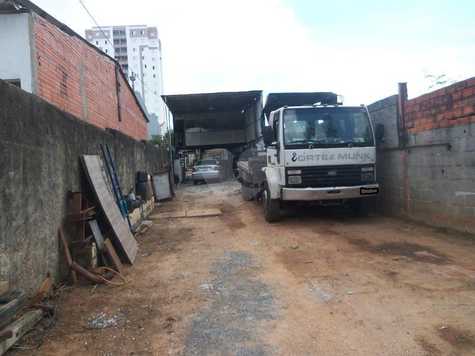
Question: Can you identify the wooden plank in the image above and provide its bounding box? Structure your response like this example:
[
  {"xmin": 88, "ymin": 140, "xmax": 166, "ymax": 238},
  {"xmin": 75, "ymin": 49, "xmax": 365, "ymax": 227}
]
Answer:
[
  {"xmin": 149, "ymin": 210, "xmax": 186, "ymax": 220},
  {"xmin": 81, "ymin": 155, "xmax": 137, "ymax": 264},
  {"xmin": 0, "ymin": 283, "xmax": 7, "ymax": 296},
  {"xmin": 128, "ymin": 207, "xmax": 142, "ymax": 228},
  {"xmin": 88, "ymin": 220, "xmax": 105, "ymax": 251},
  {"xmin": 58, "ymin": 228, "xmax": 78, "ymax": 284},
  {"xmin": 186, "ymin": 208, "xmax": 222, "ymax": 218},
  {"xmin": 149, "ymin": 208, "xmax": 222, "ymax": 219},
  {"xmin": 143, "ymin": 198, "xmax": 155, "ymax": 218},
  {"xmin": 30, "ymin": 276, "xmax": 53, "ymax": 305},
  {"xmin": 0, "ymin": 309, "xmax": 43, "ymax": 355},
  {"xmin": 103, "ymin": 239, "xmax": 124, "ymax": 274},
  {"xmin": 0, "ymin": 291, "xmax": 26, "ymax": 330},
  {"xmin": 0, "ymin": 331, "xmax": 12, "ymax": 343}
]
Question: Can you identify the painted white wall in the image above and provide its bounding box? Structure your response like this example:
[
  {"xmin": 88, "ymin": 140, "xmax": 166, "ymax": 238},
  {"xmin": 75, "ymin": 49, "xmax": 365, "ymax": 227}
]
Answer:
[{"xmin": 0, "ymin": 13, "xmax": 33, "ymax": 92}]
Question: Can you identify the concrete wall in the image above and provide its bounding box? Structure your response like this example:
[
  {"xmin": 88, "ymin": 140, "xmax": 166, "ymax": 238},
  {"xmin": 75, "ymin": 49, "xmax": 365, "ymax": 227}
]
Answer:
[
  {"xmin": 0, "ymin": 13, "xmax": 34, "ymax": 92},
  {"xmin": 368, "ymin": 78, "xmax": 475, "ymax": 234},
  {"xmin": 0, "ymin": 80, "xmax": 168, "ymax": 294},
  {"xmin": 368, "ymin": 95, "xmax": 405, "ymax": 215}
]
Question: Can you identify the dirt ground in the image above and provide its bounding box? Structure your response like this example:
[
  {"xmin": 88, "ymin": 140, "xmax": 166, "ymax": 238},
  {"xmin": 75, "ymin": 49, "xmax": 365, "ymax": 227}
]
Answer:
[{"xmin": 13, "ymin": 181, "xmax": 475, "ymax": 356}]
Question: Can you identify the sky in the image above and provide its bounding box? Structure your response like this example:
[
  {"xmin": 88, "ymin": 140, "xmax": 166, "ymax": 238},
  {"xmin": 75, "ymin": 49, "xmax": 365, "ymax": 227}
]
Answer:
[{"xmin": 35, "ymin": 0, "xmax": 475, "ymax": 105}]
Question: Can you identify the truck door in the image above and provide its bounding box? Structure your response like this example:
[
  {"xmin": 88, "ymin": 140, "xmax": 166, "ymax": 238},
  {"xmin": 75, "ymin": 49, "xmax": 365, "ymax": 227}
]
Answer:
[{"xmin": 267, "ymin": 111, "xmax": 280, "ymax": 166}]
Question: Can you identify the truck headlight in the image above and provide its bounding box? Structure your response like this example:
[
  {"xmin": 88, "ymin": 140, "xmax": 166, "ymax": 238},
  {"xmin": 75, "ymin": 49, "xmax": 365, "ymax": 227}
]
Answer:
[{"xmin": 288, "ymin": 175, "xmax": 302, "ymax": 184}]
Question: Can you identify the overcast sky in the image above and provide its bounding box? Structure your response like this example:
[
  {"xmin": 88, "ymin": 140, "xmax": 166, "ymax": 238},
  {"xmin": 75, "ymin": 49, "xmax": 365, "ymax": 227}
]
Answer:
[{"xmin": 35, "ymin": 0, "xmax": 475, "ymax": 105}]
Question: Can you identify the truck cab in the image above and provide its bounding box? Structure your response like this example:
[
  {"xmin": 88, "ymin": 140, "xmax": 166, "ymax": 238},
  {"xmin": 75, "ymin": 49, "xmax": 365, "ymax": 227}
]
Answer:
[{"xmin": 260, "ymin": 103, "xmax": 381, "ymax": 221}]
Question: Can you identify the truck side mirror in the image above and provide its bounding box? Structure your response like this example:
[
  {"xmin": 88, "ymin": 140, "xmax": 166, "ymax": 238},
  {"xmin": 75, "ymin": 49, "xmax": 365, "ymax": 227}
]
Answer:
[
  {"xmin": 263, "ymin": 126, "xmax": 274, "ymax": 146},
  {"xmin": 375, "ymin": 124, "xmax": 385, "ymax": 144}
]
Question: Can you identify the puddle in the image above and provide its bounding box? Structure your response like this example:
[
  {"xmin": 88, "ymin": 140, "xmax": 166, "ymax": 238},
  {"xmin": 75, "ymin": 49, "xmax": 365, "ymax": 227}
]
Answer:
[
  {"xmin": 415, "ymin": 336, "xmax": 442, "ymax": 356},
  {"xmin": 437, "ymin": 325, "xmax": 475, "ymax": 350},
  {"xmin": 218, "ymin": 203, "xmax": 246, "ymax": 230},
  {"xmin": 347, "ymin": 238, "xmax": 449, "ymax": 264}
]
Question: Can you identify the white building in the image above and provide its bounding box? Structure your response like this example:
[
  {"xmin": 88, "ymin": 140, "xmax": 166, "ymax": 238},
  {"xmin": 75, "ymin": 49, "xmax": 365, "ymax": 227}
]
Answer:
[{"xmin": 85, "ymin": 25, "xmax": 168, "ymax": 138}]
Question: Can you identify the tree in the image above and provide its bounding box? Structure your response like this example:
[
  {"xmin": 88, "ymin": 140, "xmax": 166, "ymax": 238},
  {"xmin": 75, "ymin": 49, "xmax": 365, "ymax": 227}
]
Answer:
[{"xmin": 150, "ymin": 130, "xmax": 173, "ymax": 149}]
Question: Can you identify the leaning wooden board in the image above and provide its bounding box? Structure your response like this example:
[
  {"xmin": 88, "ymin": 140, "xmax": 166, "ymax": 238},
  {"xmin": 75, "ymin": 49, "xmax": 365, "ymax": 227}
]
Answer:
[{"xmin": 81, "ymin": 155, "xmax": 137, "ymax": 264}]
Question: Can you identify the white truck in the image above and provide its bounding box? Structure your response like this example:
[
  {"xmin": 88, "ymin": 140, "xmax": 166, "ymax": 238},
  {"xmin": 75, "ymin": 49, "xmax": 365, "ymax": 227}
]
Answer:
[{"xmin": 237, "ymin": 92, "xmax": 384, "ymax": 222}]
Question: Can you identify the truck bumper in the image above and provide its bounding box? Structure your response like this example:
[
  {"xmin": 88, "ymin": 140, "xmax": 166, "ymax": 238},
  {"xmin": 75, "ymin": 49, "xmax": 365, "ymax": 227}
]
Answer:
[{"xmin": 281, "ymin": 184, "xmax": 379, "ymax": 201}]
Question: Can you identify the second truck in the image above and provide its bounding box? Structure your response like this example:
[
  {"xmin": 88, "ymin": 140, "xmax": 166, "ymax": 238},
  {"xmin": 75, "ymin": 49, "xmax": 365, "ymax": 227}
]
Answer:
[{"xmin": 237, "ymin": 92, "xmax": 384, "ymax": 222}]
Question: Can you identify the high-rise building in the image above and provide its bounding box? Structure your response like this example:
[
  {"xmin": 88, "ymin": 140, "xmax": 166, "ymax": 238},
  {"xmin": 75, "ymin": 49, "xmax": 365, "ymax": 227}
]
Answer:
[{"xmin": 85, "ymin": 25, "xmax": 167, "ymax": 138}]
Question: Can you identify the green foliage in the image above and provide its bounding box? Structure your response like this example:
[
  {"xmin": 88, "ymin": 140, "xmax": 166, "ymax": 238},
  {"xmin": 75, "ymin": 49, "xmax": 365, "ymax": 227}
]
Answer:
[{"xmin": 150, "ymin": 130, "xmax": 174, "ymax": 148}]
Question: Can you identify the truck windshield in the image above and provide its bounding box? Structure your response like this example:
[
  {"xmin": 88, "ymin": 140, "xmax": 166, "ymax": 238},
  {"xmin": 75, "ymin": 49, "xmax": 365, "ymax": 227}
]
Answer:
[{"xmin": 283, "ymin": 107, "xmax": 374, "ymax": 148}]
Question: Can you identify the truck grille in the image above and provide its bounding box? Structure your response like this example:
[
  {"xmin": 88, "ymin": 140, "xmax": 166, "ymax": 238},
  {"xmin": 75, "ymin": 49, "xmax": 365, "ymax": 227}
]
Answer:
[{"xmin": 287, "ymin": 165, "xmax": 372, "ymax": 188}]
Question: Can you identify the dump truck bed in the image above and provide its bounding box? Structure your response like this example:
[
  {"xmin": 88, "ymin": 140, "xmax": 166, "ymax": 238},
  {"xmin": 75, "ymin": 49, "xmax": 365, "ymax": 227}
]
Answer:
[{"xmin": 237, "ymin": 155, "xmax": 267, "ymax": 187}]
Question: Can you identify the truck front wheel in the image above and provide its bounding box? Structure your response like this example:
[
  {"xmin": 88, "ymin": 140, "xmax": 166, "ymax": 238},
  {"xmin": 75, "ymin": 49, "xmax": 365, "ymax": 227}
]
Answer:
[{"xmin": 263, "ymin": 184, "xmax": 281, "ymax": 223}]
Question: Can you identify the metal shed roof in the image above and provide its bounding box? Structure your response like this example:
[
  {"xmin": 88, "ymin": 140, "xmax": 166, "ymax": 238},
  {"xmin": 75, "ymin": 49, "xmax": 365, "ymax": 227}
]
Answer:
[
  {"xmin": 162, "ymin": 90, "xmax": 262, "ymax": 115},
  {"xmin": 263, "ymin": 92, "xmax": 338, "ymax": 118}
]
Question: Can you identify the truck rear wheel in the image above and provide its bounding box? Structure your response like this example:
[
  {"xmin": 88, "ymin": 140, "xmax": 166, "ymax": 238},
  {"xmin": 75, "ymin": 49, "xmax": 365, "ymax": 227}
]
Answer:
[{"xmin": 263, "ymin": 184, "xmax": 281, "ymax": 223}]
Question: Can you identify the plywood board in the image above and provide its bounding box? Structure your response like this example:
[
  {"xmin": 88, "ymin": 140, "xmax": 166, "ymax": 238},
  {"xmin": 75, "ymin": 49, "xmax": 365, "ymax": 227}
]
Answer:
[
  {"xmin": 81, "ymin": 155, "xmax": 137, "ymax": 264},
  {"xmin": 153, "ymin": 173, "xmax": 172, "ymax": 201}
]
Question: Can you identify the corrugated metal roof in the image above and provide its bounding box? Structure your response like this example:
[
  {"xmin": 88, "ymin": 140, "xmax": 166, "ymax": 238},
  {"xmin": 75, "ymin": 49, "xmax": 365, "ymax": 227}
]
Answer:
[{"xmin": 162, "ymin": 90, "xmax": 262, "ymax": 115}]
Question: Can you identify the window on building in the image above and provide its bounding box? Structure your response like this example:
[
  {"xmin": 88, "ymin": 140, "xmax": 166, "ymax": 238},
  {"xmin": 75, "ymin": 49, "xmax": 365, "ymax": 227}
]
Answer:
[
  {"xmin": 133, "ymin": 48, "xmax": 136, "ymax": 52},
  {"xmin": 104, "ymin": 40, "xmax": 107, "ymax": 45},
  {"xmin": 142, "ymin": 56, "xmax": 144, "ymax": 60},
  {"xmin": 95, "ymin": 41, "xmax": 99, "ymax": 45},
  {"xmin": 152, "ymin": 66, "xmax": 155, "ymax": 70},
  {"xmin": 144, "ymin": 64, "xmax": 147, "ymax": 68},
  {"xmin": 153, "ymin": 74, "xmax": 156, "ymax": 78},
  {"xmin": 105, "ymin": 49, "xmax": 108, "ymax": 53}
]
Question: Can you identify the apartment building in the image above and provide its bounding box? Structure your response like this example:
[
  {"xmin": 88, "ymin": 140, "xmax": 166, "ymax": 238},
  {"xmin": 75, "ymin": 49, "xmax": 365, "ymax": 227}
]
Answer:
[{"xmin": 86, "ymin": 25, "xmax": 167, "ymax": 138}]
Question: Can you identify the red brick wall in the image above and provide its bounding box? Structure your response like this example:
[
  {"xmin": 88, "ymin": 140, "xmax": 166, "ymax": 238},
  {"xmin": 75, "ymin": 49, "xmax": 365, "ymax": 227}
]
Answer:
[
  {"xmin": 32, "ymin": 14, "xmax": 148, "ymax": 141},
  {"xmin": 405, "ymin": 77, "xmax": 475, "ymax": 133}
]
